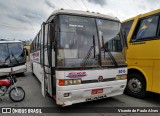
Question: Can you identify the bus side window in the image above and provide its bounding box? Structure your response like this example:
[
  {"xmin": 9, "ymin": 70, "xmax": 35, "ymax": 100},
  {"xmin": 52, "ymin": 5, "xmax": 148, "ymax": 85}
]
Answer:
[
  {"xmin": 35, "ymin": 36, "xmax": 37, "ymax": 51},
  {"xmin": 158, "ymin": 15, "xmax": 160, "ymax": 36},
  {"xmin": 30, "ymin": 42, "xmax": 33, "ymax": 53},
  {"xmin": 40, "ymin": 24, "xmax": 44, "ymax": 65},
  {"xmin": 37, "ymin": 32, "xmax": 40, "ymax": 50},
  {"xmin": 49, "ymin": 22, "xmax": 56, "ymax": 68},
  {"xmin": 44, "ymin": 23, "xmax": 49, "ymax": 66},
  {"xmin": 50, "ymin": 23, "xmax": 56, "ymax": 44},
  {"xmin": 132, "ymin": 15, "xmax": 159, "ymax": 41},
  {"xmin": 122, "ymin": 20, "xmax": 133, "ymax": 37},
  {"xmin": 44, "ymin": 24, "xmax": 48, "ymax": 49},
  {"xmin": 33, "ymin": 39, "xmax": 35, "ymax": 52}
]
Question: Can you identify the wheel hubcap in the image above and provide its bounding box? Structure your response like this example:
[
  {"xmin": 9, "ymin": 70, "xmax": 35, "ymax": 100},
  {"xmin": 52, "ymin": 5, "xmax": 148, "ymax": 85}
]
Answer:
[
  {"xmin": 132, "ymin": 83, "xmax": 137, "ymax": 88},
  {"xmin": 128, "ymin": 78, "xmax": 142, "ymax": 93}
]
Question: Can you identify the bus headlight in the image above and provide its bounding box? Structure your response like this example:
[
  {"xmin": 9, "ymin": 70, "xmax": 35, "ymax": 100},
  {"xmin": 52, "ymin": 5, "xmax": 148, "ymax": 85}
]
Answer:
[
  {"xmin": 58, "ymin": 79, "xmax": 81, "ymax": 86},
  {"xmin": 116, "ymin": 74, "xmax": 127, "ymax": 80},
  {"xmin": 67, "ymin": 80, "xmax": 73, "ymax": 85}
]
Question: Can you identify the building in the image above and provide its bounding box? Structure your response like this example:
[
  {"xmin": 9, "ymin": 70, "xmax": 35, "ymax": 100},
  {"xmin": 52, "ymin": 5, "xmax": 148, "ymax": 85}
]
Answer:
[{"xmin": 24, "ymin": 45, "xmax": 30, "ymax": 62}]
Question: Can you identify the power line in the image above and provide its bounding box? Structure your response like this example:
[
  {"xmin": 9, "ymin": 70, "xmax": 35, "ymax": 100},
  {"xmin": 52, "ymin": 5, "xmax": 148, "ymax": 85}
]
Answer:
[
  {"xmin": 81, "ymin": 0, "xmax": 89, "ymax": 11},
  {"xmin": 75, "ymin": 1, "xmax": 84, "ymax": 10},
  {"xmin": 62, "ymin": 0, "xmax": 74, "ymax": 9},
  {"xmin": 52, "ymin": 0, "xmax": 84, "ymax": 11}
]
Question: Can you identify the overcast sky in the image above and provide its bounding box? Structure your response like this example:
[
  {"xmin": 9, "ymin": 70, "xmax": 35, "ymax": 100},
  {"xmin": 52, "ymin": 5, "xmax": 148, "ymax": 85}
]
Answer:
[{"xmin": 0, "ymin": 0, "xmax": 159, "ymax": 41}]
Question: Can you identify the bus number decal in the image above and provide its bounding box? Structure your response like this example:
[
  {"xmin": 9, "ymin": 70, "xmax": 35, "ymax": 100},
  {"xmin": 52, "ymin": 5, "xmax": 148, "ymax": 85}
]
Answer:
[
  {"xmin": 66, "ymin": 72, "xmax": 87, "ymax": 78},
  {"xmin": 118, "ymin": 70, "xmax": 126, "ymax": 74}
]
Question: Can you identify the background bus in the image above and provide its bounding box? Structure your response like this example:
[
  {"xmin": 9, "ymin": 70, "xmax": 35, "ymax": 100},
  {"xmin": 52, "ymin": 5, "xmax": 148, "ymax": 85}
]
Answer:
[
  {"xmin": 122, "ymin": 9, "xmax": 160, "ymax": 98},
  {"xmin": 0, "ymin": 40, "xmax": 27, "ymax": 76},
  {"xmin": 30, "ymin": 9, "xmax": 127, "ymax": 106}
]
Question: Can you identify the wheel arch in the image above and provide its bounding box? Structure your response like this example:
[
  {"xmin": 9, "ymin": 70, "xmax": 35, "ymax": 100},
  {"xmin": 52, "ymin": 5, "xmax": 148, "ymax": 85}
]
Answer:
[{"xmin": 128, "ymin": 68, "xmax": 147, "ymax": 90}]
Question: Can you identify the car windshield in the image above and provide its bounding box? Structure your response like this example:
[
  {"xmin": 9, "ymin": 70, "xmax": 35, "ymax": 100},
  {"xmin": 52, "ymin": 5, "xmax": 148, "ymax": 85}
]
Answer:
[
  {"xmin": 0, "ymin": 42, "xmax": 26, "ymax": 67},
  {"xmin": 57, "ymin": 15, "xmax": 126, "ymax": 68}
]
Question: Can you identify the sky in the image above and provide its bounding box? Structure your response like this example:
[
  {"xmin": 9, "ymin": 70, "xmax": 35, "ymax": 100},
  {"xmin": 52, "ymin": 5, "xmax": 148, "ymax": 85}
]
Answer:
[{"xmin": 0, "ymin": 0, "xmax": 159, "ymax": 41}]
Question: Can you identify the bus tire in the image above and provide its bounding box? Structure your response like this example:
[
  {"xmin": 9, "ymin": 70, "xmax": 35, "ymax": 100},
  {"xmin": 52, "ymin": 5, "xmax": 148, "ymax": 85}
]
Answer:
[{"xmin": 125, "ymin": 73, "xmax": 146, "ymax": 98}]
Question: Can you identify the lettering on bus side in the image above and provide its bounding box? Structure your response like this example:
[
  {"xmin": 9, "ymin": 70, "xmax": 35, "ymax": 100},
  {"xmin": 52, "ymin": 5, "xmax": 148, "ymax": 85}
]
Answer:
[
  {"xmin": 32, "ymin": 51, "xmax": 40, "ymax": 61},
  {"xmin": 66, "ymin": 72, "xmax": 87, "ymax": 78},
  {"xmin": 130, "ymin": 42, "xmax": 146, "ymax": 45}
]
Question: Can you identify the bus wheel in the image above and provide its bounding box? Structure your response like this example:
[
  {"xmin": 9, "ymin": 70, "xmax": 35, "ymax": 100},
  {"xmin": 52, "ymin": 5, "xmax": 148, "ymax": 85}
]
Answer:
[{"xmin": 125, "ymin": 73, "xmax": 146, "ymax": 98}]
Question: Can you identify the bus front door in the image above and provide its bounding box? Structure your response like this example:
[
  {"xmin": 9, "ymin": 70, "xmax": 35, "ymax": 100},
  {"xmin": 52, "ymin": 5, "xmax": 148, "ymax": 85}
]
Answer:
[{"xmin": 41, "ymin": 23, "xmax": 53, "ymax": 97}]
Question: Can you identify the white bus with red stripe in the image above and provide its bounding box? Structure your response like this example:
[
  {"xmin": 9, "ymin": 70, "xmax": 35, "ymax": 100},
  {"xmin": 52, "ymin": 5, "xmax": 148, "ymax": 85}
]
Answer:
[{"xmin": 30, "ymin": 9, "xmax": 127, "ymax": 106}]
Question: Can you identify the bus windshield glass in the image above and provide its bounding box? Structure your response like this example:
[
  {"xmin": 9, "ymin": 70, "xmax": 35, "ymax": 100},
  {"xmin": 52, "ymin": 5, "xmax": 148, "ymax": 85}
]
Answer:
[
  {"xmin": 96, "ymin": 19, "xmax": 126, "ymax": 66},
  {"xmin": 0, "ymin": 43, "xmax": 26, "ymax": 67},
  {"xmin": 57, "ymin": 15, "xmax": 126, "ymax": 68},
  {"xmin": 0, "ymin": 44, "xmax": 10, "ymax": 66}
]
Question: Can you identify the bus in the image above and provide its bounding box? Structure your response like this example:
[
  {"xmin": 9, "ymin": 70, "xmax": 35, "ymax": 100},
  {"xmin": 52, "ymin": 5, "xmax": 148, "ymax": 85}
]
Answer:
[
  {"xmin": 122, "ymin": 9, "xmax": 160, "ymax": 98},
  {"xmin": 30, "ymin": 9, "xmax": 127, "ymax": 106},
  {"xmin": 0, "ymin": 40, "xmax": 27, "ymax": 76}
]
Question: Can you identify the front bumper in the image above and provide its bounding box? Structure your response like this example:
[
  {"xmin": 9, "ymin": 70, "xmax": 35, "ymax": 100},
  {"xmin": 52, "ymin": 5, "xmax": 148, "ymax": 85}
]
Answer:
[
  {"xmin": 0, "ymin": 64, "xmax": 27, "ymax": 76},
  {"xmin": 56, "ymin": 79, "xmax": 127, "ymax": 106}
]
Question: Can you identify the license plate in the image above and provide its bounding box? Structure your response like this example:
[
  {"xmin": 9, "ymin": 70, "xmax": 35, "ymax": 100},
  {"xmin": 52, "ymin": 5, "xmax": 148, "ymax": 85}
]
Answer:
[{"xmin": 91, "ymin": 89, "xmax": 103, "ymax": 94}]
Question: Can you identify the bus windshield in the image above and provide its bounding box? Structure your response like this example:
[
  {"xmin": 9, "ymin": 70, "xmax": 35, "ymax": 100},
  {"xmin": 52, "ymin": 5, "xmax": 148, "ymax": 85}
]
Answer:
[
  {"xmin": 0, "ymin": 43, "xmax": 26, "ymax": 67},
  {"xmin": 96, "ymin": 19, "xmax": 126, "ymax": 66},
  {"xmin": 57, "ymin": 15, "xmax": 126, "ymax": 68}
]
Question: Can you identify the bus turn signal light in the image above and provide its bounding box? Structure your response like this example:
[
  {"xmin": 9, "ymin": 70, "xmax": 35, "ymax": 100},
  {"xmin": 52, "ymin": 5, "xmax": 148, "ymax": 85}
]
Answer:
[{"xmin": 58, "ymin": 80, "xmax": 65, "ymax": 86}]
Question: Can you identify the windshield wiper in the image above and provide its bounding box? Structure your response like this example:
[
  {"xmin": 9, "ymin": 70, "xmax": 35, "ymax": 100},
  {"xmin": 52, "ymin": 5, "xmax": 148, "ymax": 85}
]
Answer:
[
  {"xmin": 81, "ymin": 35, "xmax": 96, "ymax": 68},
  {"xmin": 82, "ymin": 46, "xmax": 94, "ymax": 67},
  {"xmin": 10, "ymin": 51, "xmax": 20, "ymax": 65},
  {"xmin": 101, "ymin": 36, "xmax": 118, "ymax": 67},
  {"xmin": 4, "ymin": 54, "xmax": 10, "ymax": 63},
  {"xmin": 0, "ymin": 53, "xmax": 10, "ymax": 66}
]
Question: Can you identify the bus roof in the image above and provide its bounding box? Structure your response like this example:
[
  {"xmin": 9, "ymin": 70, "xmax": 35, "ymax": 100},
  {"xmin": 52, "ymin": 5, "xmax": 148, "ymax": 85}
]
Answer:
[
  {"xmin": 122, "ymin": 17, "xmax": 135, "ymax": 23},
  {"xmin": 46, "ymin": 9, "xmax": 120, "ymax": 23},
  {"xmin": 122, "ymin": 9, "xmax": 160, "ymax": 23},
  {"xmin": 0, "ymin": 40, "xmax": 22, "ymax": 44}
]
